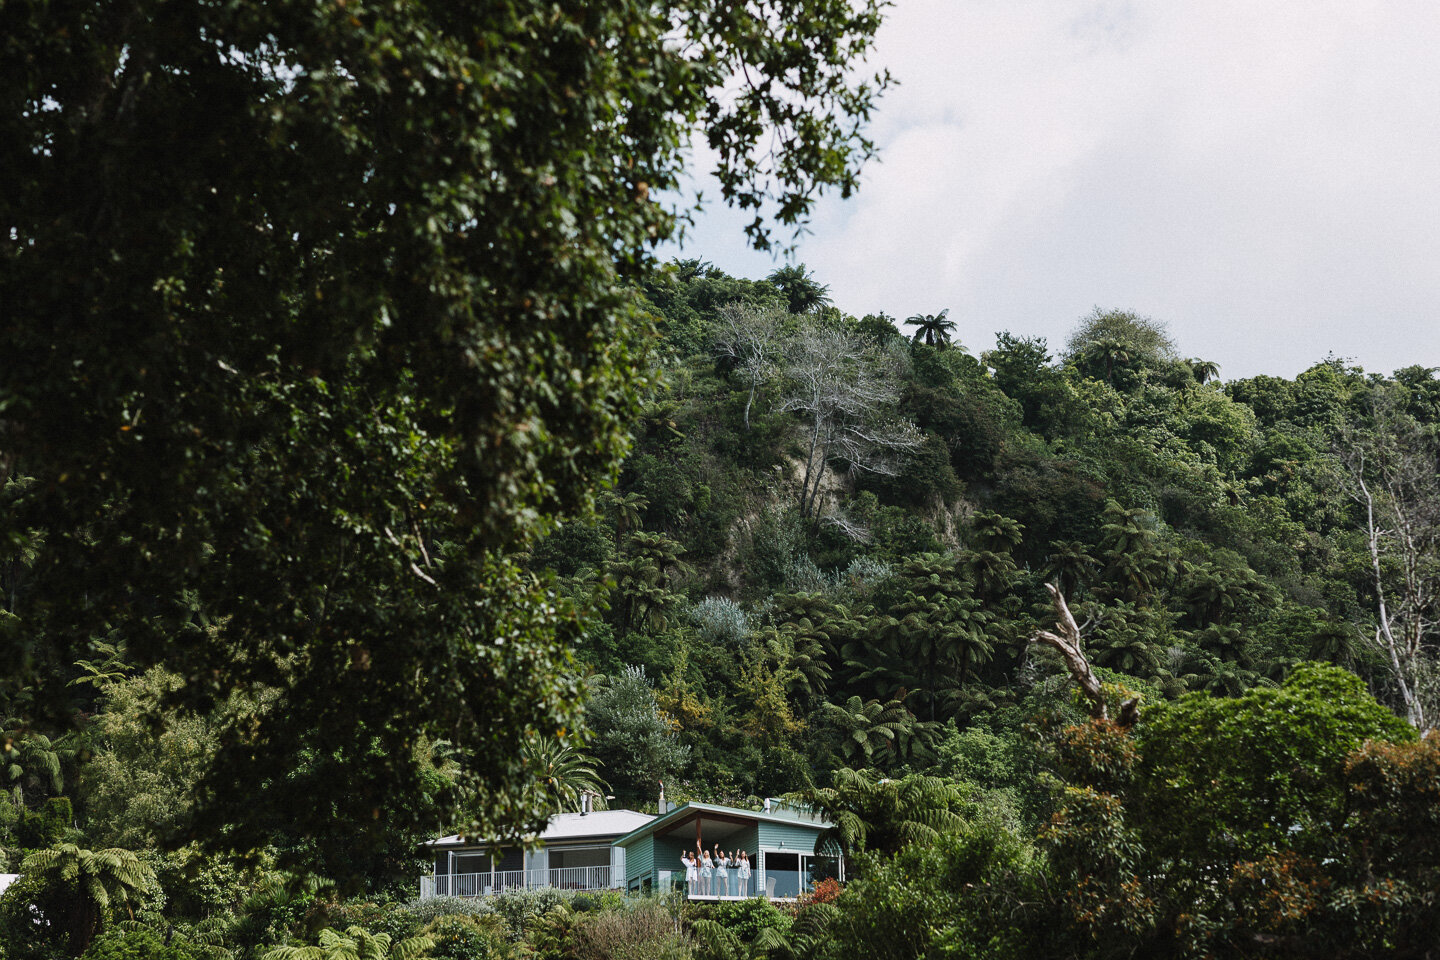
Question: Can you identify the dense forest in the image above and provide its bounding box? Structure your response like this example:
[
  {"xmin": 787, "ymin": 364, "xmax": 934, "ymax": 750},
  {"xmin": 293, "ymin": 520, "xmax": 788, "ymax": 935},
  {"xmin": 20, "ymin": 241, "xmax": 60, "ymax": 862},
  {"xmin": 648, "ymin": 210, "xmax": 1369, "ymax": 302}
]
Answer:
[
  {"xmin": 4, "ymin": 1, "xmax": 1439, "ymax": 957},
  {"xmin": 5, "ymin": 257, "xmax": 1439, "ymax": 959}
]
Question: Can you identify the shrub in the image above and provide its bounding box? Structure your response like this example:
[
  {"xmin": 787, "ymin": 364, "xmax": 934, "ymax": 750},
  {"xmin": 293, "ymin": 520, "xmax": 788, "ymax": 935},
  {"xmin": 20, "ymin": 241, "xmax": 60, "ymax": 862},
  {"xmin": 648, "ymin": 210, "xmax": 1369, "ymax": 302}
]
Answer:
[
  {"xmin": 82, "ymin": 928, "xmax": 196, "ymax": 960},
  {"xmin": 703, "ymin": 897, "xmax": 791, "ymax": 944},
  {"xmin": 690, "ymin": 597, "xmax": 751, "ymax": 646},
  {"xmin": 400, "ymin": 896, "xmax": 496, "ymax": 924},
  {"xmin": 569, "ymin": 901, "xmax": 690, "ymax": 960},
  {"xmin": 838, "ymin": 556, "xmax": 894, "ymax": 595},
  {"xmin": 797, "ymin": 878, "xmax": 842, "ymax": 907},
  {"xmin": 424, "ymin": 914, "xmax": 513, "ymax": 960},
  {"xmin": 489, "ymin": 887, "xmax": 568, "ymax": 941}
]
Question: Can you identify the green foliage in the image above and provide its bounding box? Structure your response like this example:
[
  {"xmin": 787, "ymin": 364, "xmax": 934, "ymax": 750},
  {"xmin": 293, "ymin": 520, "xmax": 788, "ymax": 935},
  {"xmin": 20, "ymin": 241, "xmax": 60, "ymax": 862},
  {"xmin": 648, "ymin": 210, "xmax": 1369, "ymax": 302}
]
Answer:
[
  {"xmin": 521, "ymin": 737, "xmax": 609, "ymax": 817},
  {"xmin": 81, "ymin": 928, "xmax": 196, "ymax": 960},
  {"xmin": 767, "ymin": 265, "xmax": 833, "ymax": 316},
  {"xmin": 701, "ymin": 898, "xmax": 791, "ymax": 945},
  {"xmin": 10, "ymin": 797, "xmax": 75, "ymax": 850},
  {"xmin": 587, "ymin": 668, "xmax": 689, "ymax": 805},
  {"xmin": 560, "ymin": 901, "xmax": 692, "ymax": 960},
  {"xmin": 262, "ymin": 925, "xmax": 434, "ymax": 960},
  {"xmin": 16, "ymin": 845, "xmax": 158, "ymax": 956},
  {"xmin": 81, "ymin": 668, "xmax": 245, "ymax": 850},
  {"xmin": 423, "ymin": 915, "xmax": 513, "ymax": 960},
  {"xmin": 800, "ymin": 769, "xmax": 971, "ymax": 860},
  {"xmin": 1039, "ymin": 663, "xmax": 1423, "ymax": 957},
  {"xmin": 1064, "ymin": 308, "xmax": 1178, "ymax": 368},
  {"xmin": 400, "ymin": 897, "xmax": 496, "ymax": 926},
  {"xmin": 1137, "ymin": 663, "xmax": 1414, "ymax": 869},
  {"xmin": 1, "ymin": 0, "xmax": 890, "ymax": 866},
  {"xmin": 485, "ymin": 888, "xmax": 570, "ymax": 943},
  {"xmin": 821, "ymin": 820, "xmax": 1042, "ymax": 960},
  {"xmin": 1, "ymin": 726, "xmax": 77, "ymax": 811}
]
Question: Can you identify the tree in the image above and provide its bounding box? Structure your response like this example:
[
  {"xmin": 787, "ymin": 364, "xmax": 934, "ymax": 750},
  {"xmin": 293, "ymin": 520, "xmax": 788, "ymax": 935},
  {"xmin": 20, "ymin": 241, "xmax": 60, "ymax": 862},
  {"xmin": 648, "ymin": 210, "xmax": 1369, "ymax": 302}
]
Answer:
[
  {"xmin": 1029, "ymin": 583, "xmax": 1113, "ymax": 722},
  {"xmin": 767, "ymin": 264, "xmax": 834, "ymax": 314},
  {"xmin": 815, "ymin": 696, "xmax": 914, "ymax": 767},
  {"xmin": 1, "ymin": 723, "xmax": 76, "ymax": 809},
  {"xmin": 902, "ymin": 309, "xmax": 957, "ymax": 349},
  {"xmin": 714, "ymin": 303, "xmax": 785, "ymax": 431},
  {"xmin": 0, "ymin": 0, "xmax": 890, "ymax": 859},
  {"xmin": 1063, "ymin": 308, "xmax": 1178, "ymax": 364},
  {"xmin": 81, "ymin": 667, "xmax": 246, "ymax": 850},
  {"xmin": 778, "ymin": 321, "xmax": 921, "ymax": 520},
  {"xmin": 1335, "ymin": 391, "xmax": 1440, "ymax": 729},
  {"xmin": 521, "ymin": 736, "xmax": 609, "ymax": 815},
  {"xmin": 263, "ymin": 926, "xmax": 434, "ymax": 960},
  {"xmin": 585, "ymin": 666, "xmax": 688, "ymax": 805},
  {"xmin": 1039, "ymin": 664, "xmax": 1416, "ymax": 957},
  {"xmin": 17, "ymin": 844, "xmax": 157, "ymax": 956},
  {"xmin": 1189, "ymin": 358, "xmax": 1221, "ymax": 385},
  {"xmin": 817, "ymin": 821, "xmax": 1045, "ymax": 960},
  {"xmin": 800, "ymin": 768, "xmax": 969, "ymax": 859}
]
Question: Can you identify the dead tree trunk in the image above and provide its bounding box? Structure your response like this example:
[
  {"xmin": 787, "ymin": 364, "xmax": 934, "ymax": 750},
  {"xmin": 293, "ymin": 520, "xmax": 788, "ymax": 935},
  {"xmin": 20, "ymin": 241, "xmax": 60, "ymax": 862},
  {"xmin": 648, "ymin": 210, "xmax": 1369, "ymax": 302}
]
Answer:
[{"xmin": 1031, "ymin": 582, "xmax": 1109, "ymax": 721}]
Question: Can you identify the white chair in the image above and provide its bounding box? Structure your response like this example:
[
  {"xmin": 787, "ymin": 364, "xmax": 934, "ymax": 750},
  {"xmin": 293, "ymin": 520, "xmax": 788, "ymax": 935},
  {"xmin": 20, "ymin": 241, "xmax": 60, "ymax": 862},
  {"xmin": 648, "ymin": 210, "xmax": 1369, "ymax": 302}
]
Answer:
[{"xmin": 765, "ymin": 876, "xmax": 776, "ymax": 899}]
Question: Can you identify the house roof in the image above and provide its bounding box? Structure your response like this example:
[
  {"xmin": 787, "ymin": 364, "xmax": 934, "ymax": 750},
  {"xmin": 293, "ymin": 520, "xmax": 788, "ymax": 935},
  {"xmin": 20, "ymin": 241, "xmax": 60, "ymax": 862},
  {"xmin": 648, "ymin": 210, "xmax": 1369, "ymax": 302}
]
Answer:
[
  {"xmin": 612, "ymin": 801, "xmax": 833, "ymax": 848},
  {"xmin": 428, "ymin": 809, "xmax": 654, "ymax": 849}
]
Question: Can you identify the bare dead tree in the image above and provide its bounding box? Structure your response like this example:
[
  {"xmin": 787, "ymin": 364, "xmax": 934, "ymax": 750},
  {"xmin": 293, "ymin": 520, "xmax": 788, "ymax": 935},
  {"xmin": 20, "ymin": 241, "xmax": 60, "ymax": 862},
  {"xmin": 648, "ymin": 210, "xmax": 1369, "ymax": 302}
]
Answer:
[
  {"xmin": 1030, "ymin": 582, "xmax": 1111, "ymax": 720},
  {"xmin": 713, "ymin": 303, "xmax": 784, "ymax": 432},
  {"xmin": 776, "ymin": 321, "xmax": 921, "ymax": 520},
  {"xmin": 1335, "ymin": 393, "xmax": 1440, "ymax": 730}
]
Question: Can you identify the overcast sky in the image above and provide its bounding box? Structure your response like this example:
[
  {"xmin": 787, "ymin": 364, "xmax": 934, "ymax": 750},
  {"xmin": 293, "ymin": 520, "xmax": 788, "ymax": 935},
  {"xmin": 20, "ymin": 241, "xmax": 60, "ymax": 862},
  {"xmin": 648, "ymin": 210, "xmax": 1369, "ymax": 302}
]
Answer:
[{"xmin": 671, "ymin": 0, "xmax": 1440, "ymax": 380}]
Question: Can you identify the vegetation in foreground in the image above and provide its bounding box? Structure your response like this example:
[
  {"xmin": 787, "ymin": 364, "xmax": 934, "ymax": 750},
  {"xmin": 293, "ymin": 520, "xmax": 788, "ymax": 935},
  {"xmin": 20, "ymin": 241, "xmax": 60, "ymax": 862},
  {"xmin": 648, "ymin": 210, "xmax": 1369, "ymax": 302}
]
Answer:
[{"xmin": 4, "ymin": 1, "xmax": 1440, "ymax": 957}]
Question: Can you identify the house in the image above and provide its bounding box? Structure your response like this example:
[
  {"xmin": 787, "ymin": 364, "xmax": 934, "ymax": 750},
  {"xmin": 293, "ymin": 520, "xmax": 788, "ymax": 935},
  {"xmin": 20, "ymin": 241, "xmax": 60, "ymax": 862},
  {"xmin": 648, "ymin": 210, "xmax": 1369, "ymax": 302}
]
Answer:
[
  {"xmin": 420, "ymin": 798, "xmax": 844, "ymax": 902},
  {"xmin": 612, "ymin": 799, "xmax": 843, "ymax": 900},
  {"xmin": 420, "ymin": 807, "xmax": 653, "ymax": 898}
]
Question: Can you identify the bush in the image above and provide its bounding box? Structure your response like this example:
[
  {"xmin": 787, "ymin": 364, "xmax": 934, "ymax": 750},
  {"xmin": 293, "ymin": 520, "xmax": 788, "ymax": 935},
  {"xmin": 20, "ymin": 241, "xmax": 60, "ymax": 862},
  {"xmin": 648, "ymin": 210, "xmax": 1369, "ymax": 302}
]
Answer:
[
  {"xmin": 12, "ymin": 799, "xmax": 74, "ymax": 850},
  {"xmin": 81, "ymin": 928, "xmax": 197, "ymax": 960},
  {"xmin": 424, "ymin": 914, "xmax": 513, "ymax": 960},
  {"xmin": 319, "ymin": 899, "xmax": 421, "ymax": 942},
  {"xmin": 401, "ymin": 895, "xmax": 497, "ymax": 923},
  {"xmin": 569, "ymin": 901, "xmax": 690, "ymax": 960},
  {"xmin": 690, "ymin": 597, "xmax": 750, "ymax": 646},
  {"xmin": 489, "ymin": 887, "xmax": 569, "ymax": 941},
  {"xmin": 0, "ymin": 872, "xmax": 69, "ymax": 960},
  {"xmin": 703, "ymin": 897, "xmax": 791, "ymax": 944}
]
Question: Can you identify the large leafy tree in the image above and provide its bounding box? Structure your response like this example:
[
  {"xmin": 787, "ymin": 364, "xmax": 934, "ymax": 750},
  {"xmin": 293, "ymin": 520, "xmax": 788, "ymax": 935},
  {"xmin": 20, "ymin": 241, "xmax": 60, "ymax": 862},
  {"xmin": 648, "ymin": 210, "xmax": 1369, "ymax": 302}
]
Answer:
[
  {"xmin": 0, "ymin": 0, "xmax": 889, "ymax": 863},
  {"xmin": 1040, "ymin": 664, "xmax": 1418, "ymax": 956}
]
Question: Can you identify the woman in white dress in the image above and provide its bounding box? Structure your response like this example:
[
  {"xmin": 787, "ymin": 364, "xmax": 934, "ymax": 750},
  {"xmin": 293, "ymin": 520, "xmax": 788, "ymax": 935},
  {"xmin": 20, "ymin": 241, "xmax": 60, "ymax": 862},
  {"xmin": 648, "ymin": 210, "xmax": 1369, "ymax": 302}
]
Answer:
[
  {"xmin": 736, "ymin": 850, "xmax": 752, "ymax": 897},
  {"xmin": 682, "ymin": 851, "xmax": 698, "ymax": 897},
  {"xmin": 714, "ymin": 846, "xmax": 730, "ymax": 897},
  {"xmin": 700, "ymin": 847, "xmax": 714, "ymax": 897}
]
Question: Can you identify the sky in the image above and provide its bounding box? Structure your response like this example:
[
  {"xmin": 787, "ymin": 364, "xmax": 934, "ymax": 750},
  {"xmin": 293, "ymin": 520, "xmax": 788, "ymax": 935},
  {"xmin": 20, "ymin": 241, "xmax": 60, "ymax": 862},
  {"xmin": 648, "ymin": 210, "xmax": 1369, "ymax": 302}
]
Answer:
[{"xmin": 670, "ymin": 0, "xmax": 1440, "ymax": 380}]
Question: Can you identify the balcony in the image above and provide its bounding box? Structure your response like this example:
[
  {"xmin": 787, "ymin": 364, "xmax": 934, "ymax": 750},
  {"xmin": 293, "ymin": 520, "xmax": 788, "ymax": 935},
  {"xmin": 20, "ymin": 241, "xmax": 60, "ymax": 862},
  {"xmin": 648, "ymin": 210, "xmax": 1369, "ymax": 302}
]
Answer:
[{"xmin": 421, "ymin": 865, "xmax": 614, "ymax": 899}]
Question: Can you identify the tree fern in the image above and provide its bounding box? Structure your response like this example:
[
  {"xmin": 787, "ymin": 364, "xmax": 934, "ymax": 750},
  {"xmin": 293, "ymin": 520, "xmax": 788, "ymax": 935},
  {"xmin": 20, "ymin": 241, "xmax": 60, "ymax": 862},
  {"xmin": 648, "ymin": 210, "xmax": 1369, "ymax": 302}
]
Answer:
[{"xmin": 263, "ymin": 926, "xmax": 434, "ymax": 960}]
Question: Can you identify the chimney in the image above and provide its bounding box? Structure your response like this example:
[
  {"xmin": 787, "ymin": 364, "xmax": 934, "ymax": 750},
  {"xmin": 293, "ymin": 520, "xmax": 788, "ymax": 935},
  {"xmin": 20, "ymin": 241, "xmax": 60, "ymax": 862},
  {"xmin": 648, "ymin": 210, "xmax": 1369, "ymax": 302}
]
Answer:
[
  {"xmin": 581, "ymin": 792, "xmax": 591, "ymax": 815},
  {"xmin": 658, "ymin": 781, "xmax": 666, "ymax": 814}
]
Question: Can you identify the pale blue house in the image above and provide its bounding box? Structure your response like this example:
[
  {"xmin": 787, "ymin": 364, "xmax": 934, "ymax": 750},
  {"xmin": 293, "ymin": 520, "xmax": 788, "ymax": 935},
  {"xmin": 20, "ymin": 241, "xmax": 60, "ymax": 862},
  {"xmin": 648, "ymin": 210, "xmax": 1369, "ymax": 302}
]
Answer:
[{"xmin": 612, "ymin": 800, "xmax": 843, "ymax": 900}]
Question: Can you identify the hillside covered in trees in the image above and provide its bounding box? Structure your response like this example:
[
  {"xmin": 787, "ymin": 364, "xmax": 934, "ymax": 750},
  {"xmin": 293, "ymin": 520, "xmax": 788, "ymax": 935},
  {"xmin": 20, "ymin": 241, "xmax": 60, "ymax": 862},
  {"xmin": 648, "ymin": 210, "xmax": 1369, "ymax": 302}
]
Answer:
[
  {"xmin": 556, "ymin": 260, "xmax": 1439, "ymax": 802},
  {"xmin": 5, "ymin": 259, "xmax": 1440, "ymax": 957}
]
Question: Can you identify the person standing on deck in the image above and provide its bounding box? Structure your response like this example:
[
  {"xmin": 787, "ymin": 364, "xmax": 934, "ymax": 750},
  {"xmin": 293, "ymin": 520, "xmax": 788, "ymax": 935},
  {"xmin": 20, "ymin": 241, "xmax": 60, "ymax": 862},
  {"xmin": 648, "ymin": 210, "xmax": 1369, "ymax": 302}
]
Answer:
[
  {"xmin": 682, "ymin": 850, "xmax": 698, "ymax": 897},
  {"xmin": 715, "ymin": 846, "xmax": 730, "ymax": 897}
]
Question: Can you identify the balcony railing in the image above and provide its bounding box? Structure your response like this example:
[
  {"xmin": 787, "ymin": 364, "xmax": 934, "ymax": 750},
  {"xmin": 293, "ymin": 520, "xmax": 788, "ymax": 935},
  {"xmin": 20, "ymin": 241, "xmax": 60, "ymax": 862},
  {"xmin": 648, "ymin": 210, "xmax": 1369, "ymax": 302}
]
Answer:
[{"xmin": 423, "ymin": 865, "xmax": 613, "ymax": 898}]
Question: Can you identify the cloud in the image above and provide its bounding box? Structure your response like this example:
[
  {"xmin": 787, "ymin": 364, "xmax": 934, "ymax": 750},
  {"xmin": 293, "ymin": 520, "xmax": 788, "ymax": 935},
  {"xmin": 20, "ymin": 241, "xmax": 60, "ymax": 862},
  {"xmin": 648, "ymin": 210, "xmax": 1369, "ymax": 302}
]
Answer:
[{"xmin": 675, "ymin": 0, "xmax": 1440, "ymax": 378}]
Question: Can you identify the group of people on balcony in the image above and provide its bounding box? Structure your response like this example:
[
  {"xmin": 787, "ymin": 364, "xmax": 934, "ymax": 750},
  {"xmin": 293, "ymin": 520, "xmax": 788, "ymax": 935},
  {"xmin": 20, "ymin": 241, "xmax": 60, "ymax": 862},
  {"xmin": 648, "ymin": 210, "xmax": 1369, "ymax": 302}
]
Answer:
[{"xmin": 682, "ymin": 843, "xmax": 752, "ymax": 897}]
